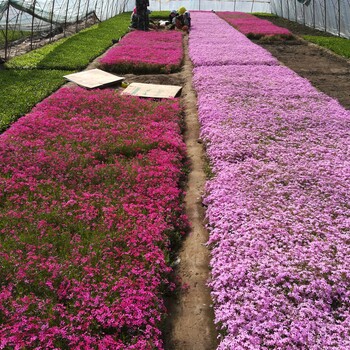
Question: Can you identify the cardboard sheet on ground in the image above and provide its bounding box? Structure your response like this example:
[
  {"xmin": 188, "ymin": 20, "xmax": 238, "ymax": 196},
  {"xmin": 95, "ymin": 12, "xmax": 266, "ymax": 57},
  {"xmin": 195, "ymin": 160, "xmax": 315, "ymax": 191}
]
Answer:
[
  {"xmin": 64, "ymin": 69, "xmax": 124, "ymax": 89},
  {"xmin": 121, "ymin": 83, "xmax": 182, "ymax": 99}
]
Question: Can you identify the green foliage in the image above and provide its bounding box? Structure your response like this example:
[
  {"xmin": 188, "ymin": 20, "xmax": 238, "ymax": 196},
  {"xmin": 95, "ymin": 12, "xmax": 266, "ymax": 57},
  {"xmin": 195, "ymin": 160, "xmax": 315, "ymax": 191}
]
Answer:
[
  {"xmin": 5, "ymin": 38, "xmax": 69, "ymax": 69},
  {"xmin": 150, "ymin": 11, "xmax": 170, "ymax": 19},
  {"xmin": 101, "ymin": 61, "xmax": 181, "ymax": 74},
  {"xmin": 5, "ymin": 13, "xmax": 131, "ymax": 70},
  {"xmin": 303, "ymin": 35, "xmax": 350, "ymax": 59},
  {"xmin": 253, "ymin": 12, "xmax": 278, "ymax": 17},
  {"xmin": 0, "ymin": 69, "xmax": 72, "ymax": 132},
  {"xmin": 0, "ymin": 30, "xmax": 32, "ymax": 47}
]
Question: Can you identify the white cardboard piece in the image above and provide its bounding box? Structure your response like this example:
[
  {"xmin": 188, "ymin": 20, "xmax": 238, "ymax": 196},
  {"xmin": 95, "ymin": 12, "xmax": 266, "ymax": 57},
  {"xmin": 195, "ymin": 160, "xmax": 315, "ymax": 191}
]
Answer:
[
  {"xmin": 121, "ymin": 83, "xmax": 182, "ymax": 99},
  {"xmin": 63, "ymin": 69, "xmax": 124, "ymax": 89}
]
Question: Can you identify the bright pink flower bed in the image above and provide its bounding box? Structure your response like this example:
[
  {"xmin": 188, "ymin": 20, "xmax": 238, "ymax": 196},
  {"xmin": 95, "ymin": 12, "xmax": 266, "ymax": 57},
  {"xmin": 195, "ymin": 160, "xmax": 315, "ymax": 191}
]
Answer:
[
  {"xmin": 217, "ymin": 12, "xmax": 293, "ymax": 39},
  {"xmin": 99, "ymin": 31, "xmax": 184, "ymax": 73},
  {"xmin": 0, "ymin": 87, "xmax": 187, "ymax": 349}
]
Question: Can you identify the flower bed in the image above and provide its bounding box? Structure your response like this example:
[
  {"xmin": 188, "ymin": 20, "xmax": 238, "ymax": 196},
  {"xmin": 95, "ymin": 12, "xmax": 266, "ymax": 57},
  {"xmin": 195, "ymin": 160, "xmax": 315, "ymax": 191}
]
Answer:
[
  {"xmin": 1, "ymin": 13, "xmax": 132, "ymax": 133},
  {"xmin": 0, "ymin": 87, "xmax": 188, "ymax": 349},
  {"xmin": 99, "ymin": 31, "xmax": 184, "ymax": 74},
  {"xmin": 191, "ymin": 12, "xmax": 350, "ymax": 350},
  {"xmin": 189, "ymin": 12, "xmax": 278, "ymax": 67},
  {"xmin": 217, "ymin": 11, "xmax": 293, "ymax": 39}
]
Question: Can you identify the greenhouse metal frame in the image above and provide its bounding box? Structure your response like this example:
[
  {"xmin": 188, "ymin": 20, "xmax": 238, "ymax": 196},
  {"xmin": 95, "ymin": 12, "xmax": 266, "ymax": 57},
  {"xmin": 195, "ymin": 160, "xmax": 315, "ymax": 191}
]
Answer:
[{"xmin": 271, "ymin": 0, "xmax": 350, "ymax": 38}]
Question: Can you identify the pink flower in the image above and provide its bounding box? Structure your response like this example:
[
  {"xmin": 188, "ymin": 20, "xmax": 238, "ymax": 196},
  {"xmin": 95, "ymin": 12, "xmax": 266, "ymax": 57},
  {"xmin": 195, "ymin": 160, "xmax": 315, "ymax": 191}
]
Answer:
[{"xmin": 0, "ymin": 87, "xmax": 188, "ymax": 348}]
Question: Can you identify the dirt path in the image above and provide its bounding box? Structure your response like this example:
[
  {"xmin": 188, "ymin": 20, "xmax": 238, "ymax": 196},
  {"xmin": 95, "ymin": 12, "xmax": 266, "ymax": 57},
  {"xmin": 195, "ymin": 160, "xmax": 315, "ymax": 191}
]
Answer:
[
  {"xmin": 254, "ymin": 17, "xmax": 350, "ymax": 109},
  {"xmin": 162, "ymin": 36, "xmax": 218, "ymax": 350},
  {"xmin": 93, "ymin": 35, "xmax": 218, "ymax": 349}
]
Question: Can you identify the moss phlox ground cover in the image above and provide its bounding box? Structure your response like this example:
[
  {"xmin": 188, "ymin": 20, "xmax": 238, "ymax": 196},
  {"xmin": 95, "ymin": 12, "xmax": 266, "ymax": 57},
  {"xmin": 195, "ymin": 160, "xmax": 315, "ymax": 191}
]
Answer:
[
  {"xmin": 0, "ymin": 87, "xmax": 188, "ymax": 349},
  {"xmin": 189, "ymin": 12, "xmax": 278, "ymax": 67},
  {"xmin": 0, "ymin": 13, "xmax": 131, "ymax": 133},
  {"xmin": 190, "ymin": 12, "xmax": 350, "ymax": 349},
  {"xmin": 217, "ymin": 11, "xmax": 293, "ymax": 39},
  {"xmin": 99, "ymin": 31, "xmax": 184, "ymax": 73}
]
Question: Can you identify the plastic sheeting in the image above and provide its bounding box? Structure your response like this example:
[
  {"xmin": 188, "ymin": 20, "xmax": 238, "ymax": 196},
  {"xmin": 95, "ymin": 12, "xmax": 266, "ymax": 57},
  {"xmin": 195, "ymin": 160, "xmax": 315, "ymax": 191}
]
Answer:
[
  {"xmin": 0, "ymin": 0, "xmax": 132, "ymax": 31},
  {"xmin": 270, "ymin": 0, "xmax": 350, "ymax": 39},
  {"xmin": 148, "ymin": 0, "xmax": 271, "ymax": 14},
  {"xmin": 0, "ymin": 0, "xmax": 95, "ymax": 27}
]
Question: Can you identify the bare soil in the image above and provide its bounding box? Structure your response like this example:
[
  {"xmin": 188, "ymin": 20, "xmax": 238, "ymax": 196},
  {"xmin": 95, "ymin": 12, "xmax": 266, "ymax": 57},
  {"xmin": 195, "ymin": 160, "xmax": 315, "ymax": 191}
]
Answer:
[
  {"xmin": 161, "ymin": 37, "xmax": 218, "ymax": 350},
  {"xmin": 254, "ymin": 16, "xmax": 350, "ymax": 109}
]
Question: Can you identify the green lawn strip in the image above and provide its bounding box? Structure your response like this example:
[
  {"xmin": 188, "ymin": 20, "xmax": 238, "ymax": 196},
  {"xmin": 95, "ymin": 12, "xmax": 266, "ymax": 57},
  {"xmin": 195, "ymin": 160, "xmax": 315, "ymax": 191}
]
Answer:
[
  {"xmin": 0, "ymin": 30, "xmax": 32, "ymax": 47},
  {"xmin": 150, "ymin": 11, "xmax": 170, "ymax": 19},
  {"xmin": 5, "ymin": 13, "xmax": 131, "ymax": 70},
  {"xmin": 252, "ymin": 12, "xmax": 278, "ymax": 17},
  {"xmin": 303, "ymin": 35, "xmax": 350, "ymax": 59},
  {"xmin": 0, "ymin": 69, "xmax": 72, "ymax": 132}
]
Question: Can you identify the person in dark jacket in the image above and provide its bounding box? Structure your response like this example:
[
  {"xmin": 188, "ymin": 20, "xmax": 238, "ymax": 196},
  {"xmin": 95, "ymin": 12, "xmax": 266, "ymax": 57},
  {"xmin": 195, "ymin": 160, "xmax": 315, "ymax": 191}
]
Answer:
[{"xmin": 135, "ymin": 0, "xmax": 150, "ymax": 30}]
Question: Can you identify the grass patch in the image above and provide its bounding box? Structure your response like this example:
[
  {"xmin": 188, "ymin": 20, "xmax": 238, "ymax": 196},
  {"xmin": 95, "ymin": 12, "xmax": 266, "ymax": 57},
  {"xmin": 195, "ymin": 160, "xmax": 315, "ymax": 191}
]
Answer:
[
  {"xmin": 150, "ymin": 11, "xmax": 170, "ymax": 19},
  {"xmin": 0, "ymin": 69, "xmax": 72, "ymax": 132},
  {"xmin": 303, "ymin": 35, "xmax": 350, "ymax": 59},
  {"xmin": 5, "ymin": 13, "xmax": 131, "ymax": 70},
  {"xmin": 253, "ymin": 12, "xmax": 278, "ymax": 17},
  {"xmin": 0, "ymin": 30, "xmax": 32, "ymax": 46}
]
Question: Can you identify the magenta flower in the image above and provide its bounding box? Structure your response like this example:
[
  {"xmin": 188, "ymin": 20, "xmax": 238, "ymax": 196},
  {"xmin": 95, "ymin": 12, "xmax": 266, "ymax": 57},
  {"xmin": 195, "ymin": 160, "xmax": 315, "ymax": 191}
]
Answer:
[
  {"xmin": 0, "ymin": 87, "xmax": 188, "ymax": 349},
  {"xmin": 99, "ymin": 31, "xmax": 184, "ymax": 73},
  {"xmin": 217, "ymin": 11, "xmax": 293, "ymax": 39}
]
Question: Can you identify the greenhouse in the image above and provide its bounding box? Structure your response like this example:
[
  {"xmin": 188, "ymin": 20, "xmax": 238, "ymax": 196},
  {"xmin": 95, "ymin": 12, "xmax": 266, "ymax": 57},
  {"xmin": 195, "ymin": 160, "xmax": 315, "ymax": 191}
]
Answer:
[{"xmin": 0, "ymin": 0, "xmax": 350, "ymax": 349}]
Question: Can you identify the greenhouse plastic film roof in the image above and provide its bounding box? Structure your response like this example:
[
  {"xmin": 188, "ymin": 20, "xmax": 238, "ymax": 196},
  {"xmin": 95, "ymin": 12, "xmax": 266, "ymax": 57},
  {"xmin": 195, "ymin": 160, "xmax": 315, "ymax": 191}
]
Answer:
[
  {"xmin": 0, "ymin": 0, "xmax": 129, "ymax": 30},
  {"xmin": 270, "ymin": 0, "xmax": 350, "ymax": 39}
]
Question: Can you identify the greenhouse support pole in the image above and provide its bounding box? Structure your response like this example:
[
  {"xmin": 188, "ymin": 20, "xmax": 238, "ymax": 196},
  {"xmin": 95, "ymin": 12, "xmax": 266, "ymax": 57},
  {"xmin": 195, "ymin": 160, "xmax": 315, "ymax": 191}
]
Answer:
[
  {"xmin": 76, "ymin": 0, "xmax": 81, "ymax": 32},
  {"xmin": 294, "ymin": 0, "xmax": 297, "ymax": 21},
  {"xmin": 30, "ymin": 0, "xmax": 37, "ymax": 50},
  {"xmin": 280, "ymin": 0, "xmax": 284, "ymax": 18},
  {"xmin": 99, "ymin": 0, "xmax": 104, "ymax": 20},
  {"xmin": 85, "ymin": 0, "xmax": 90, "ymax": 25},
  {"xmin": 313, "ymin": 0, "xmax": 315, "ymax": 28},
  {"xmin": 324, "ymin": 0, "xmax": 326, "ymax": 32},
  {"xmin": 303, "ymin": 3, "xmax": 305, "ymax": 26},
  {"xmin": 106, "ymin": 0, "xmax": 110, "ymax": 20},
  {"xmin": 104, "ymin": 0, "xmax": 109, "ymax": 20},
  {"xmin": 63, "ymin": 0, "xmax": 70, "ymax": 37},
  {"xmin": 113, "ymin": 0, "xmax": 119, "ymax": 18},
  {"xmin": 287, "ymin": 0, "xmax": 290, "ymax": 20},
  {"xmin": 4, "ymin": 1, "xmax": 10, "ymax": 60},
  {"xmin": 49, "ymin": 0, "xmax": 55, "ymax": 42},
  {"xmin": 250, "ymin": 0, "xmax": 255, "ymax": 13},
  {"xmin": 233, "ymin": 0, "xmax": 236, "ymax": 12},
  {"xmin": 338, "ymin": 0, "xmax": 341, "ymax": 36},
  {"xmin": 109, "ymin": 0, "xmax": 114, "ymax": 19}
]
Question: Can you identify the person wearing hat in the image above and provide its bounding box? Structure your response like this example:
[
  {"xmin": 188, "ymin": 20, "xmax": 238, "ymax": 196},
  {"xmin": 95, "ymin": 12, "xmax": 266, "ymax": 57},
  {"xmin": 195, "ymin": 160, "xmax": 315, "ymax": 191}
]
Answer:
[
  {"xmin": 169, "ymin": 10, "xmax": 177, "ymax": 23},
  {"xmin": 178, "ymin": 6, "xmax": 186, "ymax": 15},
  {"xmin": 183, "ymin": 10, "xmax": 191, "ymax": 27}
]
